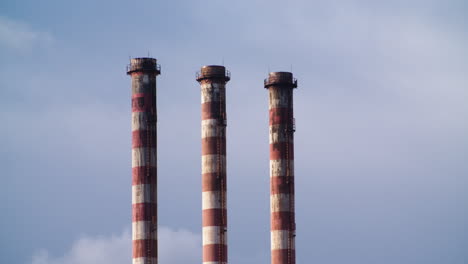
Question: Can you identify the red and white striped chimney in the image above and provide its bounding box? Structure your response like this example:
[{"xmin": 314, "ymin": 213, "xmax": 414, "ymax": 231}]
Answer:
[
  {"xmin": 265, "ymin": 72, "xmax": 297, "ymax": 264},
  {"xmin": 127, "ymin": 58, "xmax": 161, "ymax": 264},
  {"xmin": 196, "ymin": 65, "xmax": 230, "ymax": 264}
]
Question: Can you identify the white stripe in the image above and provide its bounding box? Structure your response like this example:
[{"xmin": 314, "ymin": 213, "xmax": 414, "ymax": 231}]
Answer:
[
  {"xmin": 269, "ymin": 124, "xmax": 291, "ymax": 144},
  {"xmin": 132, "ymin": 112, "xmax": 156, "ymax": 131},
  {"xmin": 202, "ymin": 119, "xmax": 224, "ymax": 138},
  {"xmin": 269, "ymin": 89, "xmax": 291, "ymax": 109},
  {"xmin": 271, "ymin": 230, "xmax": 294, "ymax": 250},
  {"xmin": 203, "ymin": 226, "xmax": 226, "ymax": 245},
  {"xmin": 203, "ymin": 262, "xmax": 227, "ymax": 264},
  {"xmin": 132, "ymin": 148, "xmax": 157, "ymax": 168},
  {"xmin": 270, "ymin": 193, "xmax": 293, "ymax": 212},
  {"xmin": 202, "ymin": 191, "xmax": 226, "ymax": 210},
  {"xmin": 202, "ymin": 155, "xmax": 226, "ymax": 174},
  {"xmin": 270, "ymin": 160, "xmax": 294, "ymax": 177},
  {"xmin": 201, "ymin": 83, "xmax": 224, "ymax": 103},
  {"xmin": 132, "ymin": 221, "xmax": 157, "ymax": 240},
  {"xmin": 201, "ymin": 82, "xmax": 220, "ymax": 90},
  {"xmin": 132, "ymin": 184, "xmax": 156, "ymax": 204},
  {"xmin": 133, "ymin": 257, "xmax": 157, "ymax": 264},
  {"xmin": 202, "ymin": 191, "xmax": 221, "ymax": 209}
]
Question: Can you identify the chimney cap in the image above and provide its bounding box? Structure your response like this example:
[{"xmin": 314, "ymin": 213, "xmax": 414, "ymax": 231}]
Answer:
[
  {"xmin": 196, "ymin": 65, "xmax": 230, "ymax": 82},
  {"xmin": 264, "ymin": 71, "xmax": 297, "ymax": 88},
  {"xmin": 127, "ymin": 57, "xmax": 161, "ymax": 75}
]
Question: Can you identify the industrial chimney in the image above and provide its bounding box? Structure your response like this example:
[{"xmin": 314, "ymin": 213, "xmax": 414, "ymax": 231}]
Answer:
[
  {"xmin": 264, "ymin": 72, "xmax": 297, "ymax": 264},
  {"xmin": 196, "ymin": 65, "xmax": 230, "ymax": 264},
  {"xmin": 127, "ymin": 58, "xmax": 161, "ymax": 264}
]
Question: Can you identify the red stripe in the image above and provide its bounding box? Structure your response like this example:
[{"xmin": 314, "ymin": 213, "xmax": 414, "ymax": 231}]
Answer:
[
  {"xmin": 132, "ymin": 93, "xmax": 155, "ymax": 112},
  {"xmin": 132, "ymin": 203, "xmax": 157, "ymax": 222},
  {"xmin": 132, "ymin": 130, "xmax": 156, "ymax": 148},
  {"xmin": 271, "ymin": 176, "xmax": 294, "ymax": 194},
  {"xmin": 203, "ymin": 244, "xmax": 227, "ymax": 262},
  {"xmin": 271, "ymin": 211, "xmax": 295, "ymax": 230},
  {"xmin": 202, "ymin": 102, "xmax": 223, "ymax": 120},
  {"xmin": 202, "ymin": 137, "xmax": 226, "ymax": 155},
  {"xmin": 271, "ymin": 249, "xmax": 295, "ymax": 264},
  {"xmin": 133, "ymin": 239, "xmax": 157, "ymax": 258},
  {"xmin": 132, "ymin": 93, "xmax": 154, "ymax": 98},
  {"xmin": 203, "ymin": 209, "xmax": 227, "ymax": 227},
  {"xmin": 270, "ymin": 143, "xmax": 294, "ymax": 160},
  {"xmin": 269, "ymin": 108, "xmax": 293, "ymax": 125},
  {"xmin": 202, "ymin": 173, "xmax": 226, "ymax": 192},
  {"xmin": 132, "ymin": 167, "xmax": 157, "ymax": 185},
  {"xmin": 129, "ymin": 72, "xmax": 157, "ymax": 77}
]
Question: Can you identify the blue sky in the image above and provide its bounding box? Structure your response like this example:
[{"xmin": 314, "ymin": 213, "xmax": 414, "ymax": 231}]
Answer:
[{"xmin": 1, "ymin": 0, "xmax": 467, "ymax": 263}]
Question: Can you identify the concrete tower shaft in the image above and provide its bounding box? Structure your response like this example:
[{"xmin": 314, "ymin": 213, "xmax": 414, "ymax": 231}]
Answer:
[
  {"xmin": 127, "ymin": 58, "xmax": 161, "ymax": 264},
  {"xmin": 197, "ymin": 65, "xmax": 230, "ymax": 264},
  {"xmin": 265, "ymin": 72, "xmax": 297, "ymax": 264}
]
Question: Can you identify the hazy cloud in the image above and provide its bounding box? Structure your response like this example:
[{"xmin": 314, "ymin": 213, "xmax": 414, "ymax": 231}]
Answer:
[{"xmin": 30, "ymin": 227, "xmax": 200, "ymax": 264}]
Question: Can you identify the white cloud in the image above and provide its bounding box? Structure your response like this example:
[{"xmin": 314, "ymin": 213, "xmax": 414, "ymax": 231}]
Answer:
[
  {"xmin": 0, "ymin": 16, "xmax": 53, "ymax": 52},
  {"xmin": 30, "ymin": 227, "xmax": 201, "ymax": 264}
]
